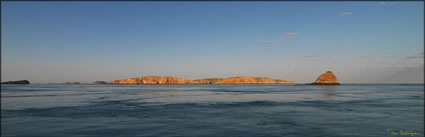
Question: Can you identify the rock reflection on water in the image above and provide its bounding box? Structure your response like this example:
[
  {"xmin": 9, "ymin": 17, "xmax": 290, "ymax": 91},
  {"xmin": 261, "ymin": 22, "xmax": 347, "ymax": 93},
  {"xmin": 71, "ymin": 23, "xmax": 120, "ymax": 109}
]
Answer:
[
  {"xmin": 137, "ymin": 85, "xmax": 353, "ymax": 104},
  {"xmin": 318, "ymin": 86, "xmax": 337, "ymax": 101},
  {"xmin": 142, "ymin": 92, "xmax": 323, "ymax": 103}
]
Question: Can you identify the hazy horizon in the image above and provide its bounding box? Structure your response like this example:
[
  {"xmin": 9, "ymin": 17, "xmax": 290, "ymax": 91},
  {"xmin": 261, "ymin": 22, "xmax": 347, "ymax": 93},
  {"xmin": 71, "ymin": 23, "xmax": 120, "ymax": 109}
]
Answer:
[{"xmin": 1, "ymin": 2, "xmax": 424, "ymax": 84}]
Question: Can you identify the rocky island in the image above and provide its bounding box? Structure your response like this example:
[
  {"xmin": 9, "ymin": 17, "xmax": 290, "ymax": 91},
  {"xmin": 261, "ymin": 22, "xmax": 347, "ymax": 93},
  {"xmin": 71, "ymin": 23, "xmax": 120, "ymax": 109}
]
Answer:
[
  {"xmin": 214, "ymin": 77, "xmax": 295, "ymax": 84},
  {"xmin": 89, "ymin": 81, "xmax": 107, "ymax": 84},
  {"xmin": 3, "ymin": 71, "xmax": 341, "ymax": 85},
  {"xmin": 65, "ymin": 81, "xmax": 81, "ymax": 84},
  {"xmin": 1, "ymin": 80, "xmax": 30, "ymax": 84},
  {"xmin": 107, "ymin": 76, "xmax": 296, "ymax": 84},
  {"xmin": 307, "ymin": 71, "xmax": 340, "ymax": 85}
]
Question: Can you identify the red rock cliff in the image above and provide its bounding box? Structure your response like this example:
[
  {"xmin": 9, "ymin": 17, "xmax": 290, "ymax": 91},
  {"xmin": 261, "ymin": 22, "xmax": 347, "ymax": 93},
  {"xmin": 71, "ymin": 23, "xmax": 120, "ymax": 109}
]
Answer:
[
  {"xmin": 215, "ymin": 77, "xmax": 295, "ymax": 84},
  {"xmin": 107, "ymin": 76, "xmax": 190, "ymax": 84},
  {"xmin": 107, "ymin": 76, "xmax": 296, "ymax": 84},
  {"xmin": 310, "ymin": 71, "xmax": 340, "ymax": 85}
]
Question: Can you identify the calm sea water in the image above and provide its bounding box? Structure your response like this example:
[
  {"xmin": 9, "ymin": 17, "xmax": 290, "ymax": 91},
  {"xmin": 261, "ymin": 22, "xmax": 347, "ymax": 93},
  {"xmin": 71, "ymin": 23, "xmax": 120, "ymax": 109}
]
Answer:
[{"xmin": 1, "ymin": 84, "xmax": 424, "ymax": 137}]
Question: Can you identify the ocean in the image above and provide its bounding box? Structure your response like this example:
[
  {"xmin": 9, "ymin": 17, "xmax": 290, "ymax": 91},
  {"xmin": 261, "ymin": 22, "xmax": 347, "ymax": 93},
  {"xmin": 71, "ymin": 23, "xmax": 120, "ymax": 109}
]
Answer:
[{"xmin": 1, "ymin": 84, "xmax": 424, "ymax": 137}]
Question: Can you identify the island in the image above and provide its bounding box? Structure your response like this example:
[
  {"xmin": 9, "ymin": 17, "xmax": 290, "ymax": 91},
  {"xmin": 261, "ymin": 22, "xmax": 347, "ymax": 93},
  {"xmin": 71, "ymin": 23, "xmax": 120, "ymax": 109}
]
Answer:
[
  {"xmin": 1, "ymin": 80, "xmax": 30, "ymax": 84},
  {"xmin": 89, "ymin": 81, "xmax": 107, "ymax": 84},
  {"xmin": 306, "ymin": 71, "xmax": 340, "ymax": 85},
  {"xmin": 65, "ymin": 81, "xmax": 81, "ymax": 84},
  {"xmin": 3, "ymin": 71, "xmax": 342, "ymax": 85},
  {"xmin": 107, "ymin": 76, "xmax": 296, "ymax": 84}
]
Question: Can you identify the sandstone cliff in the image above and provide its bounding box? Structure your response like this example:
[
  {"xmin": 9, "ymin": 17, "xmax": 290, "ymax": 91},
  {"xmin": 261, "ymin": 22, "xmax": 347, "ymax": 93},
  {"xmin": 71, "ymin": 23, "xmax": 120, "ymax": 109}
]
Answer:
[
  {"xmin": 193, "ymin": 78, "xmax": 224, "ymax": 84},
  {"xmin": 308, "ymin": 71, "xmax": 340, "ymax": 85},
  {"xmin": 215, "ymin": 77, "xmax": 296, "ymax": 84},
  {"xmin": 1, "ymin": 80, "xmax": 30, "ymax": 84},
  {"xmin": 107, "ymin": 76, "xmax": 295, "ymax": 84},
  {"xmin": 108, "ymin": 76, "xmax": 190, "ymax": 84}
]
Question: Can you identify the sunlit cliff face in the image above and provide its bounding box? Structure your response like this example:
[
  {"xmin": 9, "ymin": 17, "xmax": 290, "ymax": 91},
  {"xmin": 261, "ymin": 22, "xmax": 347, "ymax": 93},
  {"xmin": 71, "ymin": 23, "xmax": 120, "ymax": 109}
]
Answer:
[
  {"xmin": 313, "ymin": 71, "xmax": 339, "ymax": 84},
  {"xmin": 107, "ymin": 76, "xmax": 296, "ymax": 84}
]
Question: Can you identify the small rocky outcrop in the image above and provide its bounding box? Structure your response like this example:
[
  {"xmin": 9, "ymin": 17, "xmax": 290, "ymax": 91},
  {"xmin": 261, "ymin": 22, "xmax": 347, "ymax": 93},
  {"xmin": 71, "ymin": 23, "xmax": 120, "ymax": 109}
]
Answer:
[
  {"xmin": 307, "ymin": 71, "xmax": 340, "ymax": 85},
  {"xmin": 1, "ymin": 80, "xmax": 30, "ymax": 84},
  {"xmin": 89, "ymin": 81, "xmax": 107, "ymax": 84},
  {"xmin": 65, "ymin": 81, "xmax": 80, "ymax": 84}
]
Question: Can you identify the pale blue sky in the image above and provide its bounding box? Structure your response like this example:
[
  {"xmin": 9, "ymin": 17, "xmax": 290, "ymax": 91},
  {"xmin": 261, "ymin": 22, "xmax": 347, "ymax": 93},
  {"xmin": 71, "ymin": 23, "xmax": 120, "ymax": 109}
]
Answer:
[{"xmin": 1, "ymin": 2, "xmax": 424, "ymax": 83}]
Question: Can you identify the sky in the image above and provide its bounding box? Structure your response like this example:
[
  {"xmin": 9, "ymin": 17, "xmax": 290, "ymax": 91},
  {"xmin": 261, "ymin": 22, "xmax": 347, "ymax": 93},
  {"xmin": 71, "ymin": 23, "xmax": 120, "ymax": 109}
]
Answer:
[{"xmin": 1, "ymin": 2, "xmax": 424, "ymax": 83}]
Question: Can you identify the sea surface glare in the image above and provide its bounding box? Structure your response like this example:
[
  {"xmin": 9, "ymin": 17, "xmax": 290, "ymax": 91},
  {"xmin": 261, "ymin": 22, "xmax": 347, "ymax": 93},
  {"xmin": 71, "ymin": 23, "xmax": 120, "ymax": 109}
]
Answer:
[{"xmin": 1, "ymin": 84, "xmax": 424, "ymax": 137}]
